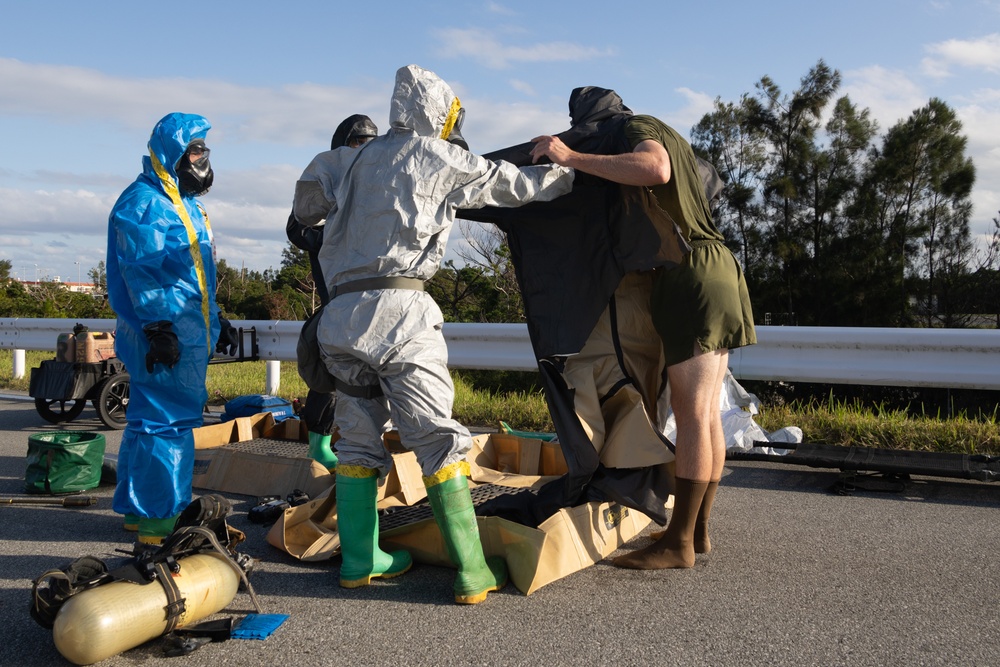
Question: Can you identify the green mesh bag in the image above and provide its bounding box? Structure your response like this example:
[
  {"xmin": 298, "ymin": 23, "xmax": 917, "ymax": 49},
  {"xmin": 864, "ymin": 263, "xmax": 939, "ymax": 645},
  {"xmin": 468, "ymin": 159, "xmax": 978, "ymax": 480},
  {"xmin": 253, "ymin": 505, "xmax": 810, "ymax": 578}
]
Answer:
[{"xmin": 25, "ymin": 432, "xmax": 106, "ymax": 494}]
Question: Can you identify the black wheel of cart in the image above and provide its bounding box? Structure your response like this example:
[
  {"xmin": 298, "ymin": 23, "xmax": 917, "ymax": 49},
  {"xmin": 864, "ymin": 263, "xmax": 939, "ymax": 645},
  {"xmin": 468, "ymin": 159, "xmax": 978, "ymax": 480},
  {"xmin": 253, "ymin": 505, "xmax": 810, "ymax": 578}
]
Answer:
[
  {"xmin": 35, "ymin": 397, "xmax": 86, "ymax": 424},
  {"xmin": 96, "ymin": 372, "xmax": 129, "ymax": 430}
]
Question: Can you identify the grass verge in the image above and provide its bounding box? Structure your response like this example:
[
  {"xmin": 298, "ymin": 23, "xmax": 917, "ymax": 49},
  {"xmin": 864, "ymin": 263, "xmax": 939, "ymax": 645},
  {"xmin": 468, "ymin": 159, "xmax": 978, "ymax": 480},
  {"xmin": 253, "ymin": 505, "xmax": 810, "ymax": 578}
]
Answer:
[{"xmin": 3, "ymin": 350, "xmax": 997, "ymax": 454}]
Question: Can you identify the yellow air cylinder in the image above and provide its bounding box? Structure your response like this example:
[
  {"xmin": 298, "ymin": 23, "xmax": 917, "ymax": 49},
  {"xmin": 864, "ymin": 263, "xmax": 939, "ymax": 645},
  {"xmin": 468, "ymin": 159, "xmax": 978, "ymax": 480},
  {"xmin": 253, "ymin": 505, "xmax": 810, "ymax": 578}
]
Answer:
[{"xmin": 52, "ymin": 553, "xmax": 239, "ymax": 665}]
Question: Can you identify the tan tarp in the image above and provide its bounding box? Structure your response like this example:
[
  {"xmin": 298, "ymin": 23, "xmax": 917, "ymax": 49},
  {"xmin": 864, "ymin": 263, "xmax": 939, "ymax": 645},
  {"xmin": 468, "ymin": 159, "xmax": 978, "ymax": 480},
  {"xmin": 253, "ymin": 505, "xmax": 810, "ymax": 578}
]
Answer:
[
  {"xmin": 263, "ymin": 430, "xmax": 661, "ymax": 595},
  {"xmin": 190, "ymin": 416, "xmax": 663, "ymax": 594}
]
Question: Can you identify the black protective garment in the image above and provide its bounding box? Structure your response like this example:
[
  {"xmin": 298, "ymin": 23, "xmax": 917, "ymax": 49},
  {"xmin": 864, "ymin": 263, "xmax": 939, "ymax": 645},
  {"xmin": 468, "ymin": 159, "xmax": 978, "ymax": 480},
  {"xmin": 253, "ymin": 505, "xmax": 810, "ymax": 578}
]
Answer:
[
  {"xmin": 461, "ymin": 88, "xmax": 692, "ymax": 526},
  {"xmin": 283, "ymin": 195, "xmax": 329, "ymax": 431},
  {"xmin": 285, "ymin": 212, "xmax": 335, "ymax": 434},
  {"xmin": 285, "ymin": 212, "xmax": 331, "ymax": 305}
]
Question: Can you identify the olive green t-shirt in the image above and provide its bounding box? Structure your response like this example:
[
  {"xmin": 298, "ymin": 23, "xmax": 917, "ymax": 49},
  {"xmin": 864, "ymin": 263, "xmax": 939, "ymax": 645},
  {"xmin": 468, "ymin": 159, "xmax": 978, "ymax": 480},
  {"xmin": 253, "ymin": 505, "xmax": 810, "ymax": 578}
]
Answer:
[{"xmin": 624, "ymin": 115, "xmax": 722, "ymax": 244}]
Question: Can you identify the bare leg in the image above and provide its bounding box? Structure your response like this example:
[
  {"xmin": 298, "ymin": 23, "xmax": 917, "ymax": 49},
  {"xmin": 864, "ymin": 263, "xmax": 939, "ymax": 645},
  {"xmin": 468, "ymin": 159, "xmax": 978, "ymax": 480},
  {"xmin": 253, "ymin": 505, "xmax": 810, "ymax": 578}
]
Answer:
[
  {"xmin": 694, "ymin": 354, "xmax": 729, "ymax": 553},
  {"xmin": 671, "ymin": 347, "xmax": 727, "ymax": 482},
  {"xmin": 614, "ymin": 346, "xmax": 728, "ymax": 569}
]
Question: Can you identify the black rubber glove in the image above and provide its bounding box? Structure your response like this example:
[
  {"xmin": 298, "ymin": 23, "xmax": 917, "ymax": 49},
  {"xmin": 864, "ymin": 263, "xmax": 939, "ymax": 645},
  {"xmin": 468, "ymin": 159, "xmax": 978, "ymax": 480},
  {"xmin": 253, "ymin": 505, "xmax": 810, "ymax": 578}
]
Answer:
[
  {"xmin": 215, "ymin": 314, "xmax": 239, "ymax": 356},
  {"xmin": 143, "ymin": 320, "xmax": 180, "ymax": 372}
]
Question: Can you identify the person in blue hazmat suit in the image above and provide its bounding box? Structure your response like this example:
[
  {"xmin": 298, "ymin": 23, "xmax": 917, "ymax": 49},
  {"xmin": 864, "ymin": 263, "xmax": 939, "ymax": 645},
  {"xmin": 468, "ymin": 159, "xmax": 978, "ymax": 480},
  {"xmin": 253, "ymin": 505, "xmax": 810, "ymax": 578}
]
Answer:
[
  {"xmin": 285, "ymin": 114, "xmax": 379, "ymax": 471},
  {"xmin": 107, "ymin": 112, "xmax": 234, "ymax": 545},
  {"xmin": 292, "ymin": 65, "xmax": 574, "ymax": 604}
]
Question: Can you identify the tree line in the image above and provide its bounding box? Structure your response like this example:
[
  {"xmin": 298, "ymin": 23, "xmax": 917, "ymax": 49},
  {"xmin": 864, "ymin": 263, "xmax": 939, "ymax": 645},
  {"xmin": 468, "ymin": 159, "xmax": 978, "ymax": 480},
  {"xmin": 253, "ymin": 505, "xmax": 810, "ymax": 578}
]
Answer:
[
  {"xmin": 692, "ymin": 59, "xmax": 996, "ymax": 328},
  {"xmin": 2, "ymin": 59, "xmax": 997, "ymax": 328},
  {"xmin": 0, "ymin": 251, "xmax": 514, "ymax": 325}
]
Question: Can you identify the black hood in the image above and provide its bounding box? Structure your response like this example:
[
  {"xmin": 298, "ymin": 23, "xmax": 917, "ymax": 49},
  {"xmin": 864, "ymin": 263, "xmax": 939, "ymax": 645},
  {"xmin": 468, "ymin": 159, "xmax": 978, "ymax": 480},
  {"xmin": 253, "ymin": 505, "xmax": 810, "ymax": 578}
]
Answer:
[
  {"xmin": 568, "ymin": 86, "xmax": 632, "ymax": 126},
  {"xmin": 330, "ymin": 114, "xmax": 378, "ymax": 150}
]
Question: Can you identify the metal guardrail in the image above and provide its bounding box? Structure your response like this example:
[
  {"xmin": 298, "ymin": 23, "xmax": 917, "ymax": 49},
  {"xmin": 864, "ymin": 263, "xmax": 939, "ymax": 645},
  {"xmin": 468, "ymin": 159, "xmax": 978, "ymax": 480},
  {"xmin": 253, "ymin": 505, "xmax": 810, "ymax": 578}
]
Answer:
[{"xmin": 3, "ymin": 318, "xmax": 1000, "ymax": 391}]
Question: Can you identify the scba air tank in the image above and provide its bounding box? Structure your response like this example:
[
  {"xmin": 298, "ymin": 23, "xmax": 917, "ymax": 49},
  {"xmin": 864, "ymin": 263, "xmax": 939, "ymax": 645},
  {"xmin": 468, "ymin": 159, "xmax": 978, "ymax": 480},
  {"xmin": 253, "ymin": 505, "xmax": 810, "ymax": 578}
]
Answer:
[{"xmin": 52, "ymin": 553, "xmax": 239, "ymax": 665}]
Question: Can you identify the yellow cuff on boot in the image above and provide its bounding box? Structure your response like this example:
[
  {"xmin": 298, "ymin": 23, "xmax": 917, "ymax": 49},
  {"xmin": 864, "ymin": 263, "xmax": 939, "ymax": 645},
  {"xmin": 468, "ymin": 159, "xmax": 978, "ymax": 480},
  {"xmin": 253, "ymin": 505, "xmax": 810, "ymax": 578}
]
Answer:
[
  {"xmin": 337, "ymin": 465, "xmax": 378, "ymax": 479},
  {"xmin": 423, "ymin": 460, "xmax": 471, "ymax": 488}
]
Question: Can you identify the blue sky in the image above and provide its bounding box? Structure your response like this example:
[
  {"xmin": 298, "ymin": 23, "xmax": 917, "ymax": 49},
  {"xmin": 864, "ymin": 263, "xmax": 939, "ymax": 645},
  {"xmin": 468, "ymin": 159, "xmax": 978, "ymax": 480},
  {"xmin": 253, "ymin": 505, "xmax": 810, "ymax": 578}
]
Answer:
[{"xmin": 1, "ymin": 0, "xmax": 998, "ymax": 285}]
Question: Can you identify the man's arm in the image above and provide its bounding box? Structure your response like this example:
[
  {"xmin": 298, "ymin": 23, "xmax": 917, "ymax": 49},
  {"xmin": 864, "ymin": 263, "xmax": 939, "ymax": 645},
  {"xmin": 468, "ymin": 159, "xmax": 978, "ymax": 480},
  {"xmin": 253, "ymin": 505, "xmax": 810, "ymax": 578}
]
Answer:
[{"xmin": 529, "ymin": 136, "xmax": 671, "ymax": 187}]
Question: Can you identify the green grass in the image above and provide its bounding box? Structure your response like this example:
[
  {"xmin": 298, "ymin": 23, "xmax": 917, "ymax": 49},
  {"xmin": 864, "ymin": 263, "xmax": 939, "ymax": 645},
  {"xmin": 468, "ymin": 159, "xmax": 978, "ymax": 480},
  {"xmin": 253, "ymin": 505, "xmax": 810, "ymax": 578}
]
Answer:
[
  {"xmin": 756, "ymin": 395, "xmax": 1000, "ymax": 455},
  {"xmin": 4, "ymin": 349, "xmax": 997, "ymax": 454}
]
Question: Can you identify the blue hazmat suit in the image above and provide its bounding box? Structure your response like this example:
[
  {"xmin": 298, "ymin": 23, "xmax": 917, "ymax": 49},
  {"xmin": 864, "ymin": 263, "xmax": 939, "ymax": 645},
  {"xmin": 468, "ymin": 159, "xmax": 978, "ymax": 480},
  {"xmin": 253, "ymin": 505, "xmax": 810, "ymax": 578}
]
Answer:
[{"xmin": 107, "ymin": 112, "xmax": 220, "ymax": 520}]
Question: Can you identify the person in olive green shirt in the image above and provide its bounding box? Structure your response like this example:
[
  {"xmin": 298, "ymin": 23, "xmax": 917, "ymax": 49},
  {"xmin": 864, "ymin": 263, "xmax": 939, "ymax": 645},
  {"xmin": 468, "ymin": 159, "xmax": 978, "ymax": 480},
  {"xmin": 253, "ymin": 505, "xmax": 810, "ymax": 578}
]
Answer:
[{"xmin": 531, "ymin": 112, "xmax": 755, "ymax": 570}]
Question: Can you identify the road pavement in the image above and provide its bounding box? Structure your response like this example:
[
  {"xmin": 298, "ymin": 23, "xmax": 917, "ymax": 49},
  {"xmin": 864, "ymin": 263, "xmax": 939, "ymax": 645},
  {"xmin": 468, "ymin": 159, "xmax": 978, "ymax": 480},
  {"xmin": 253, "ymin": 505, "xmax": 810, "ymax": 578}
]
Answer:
[{"xmin": 1, "ymin": 393, "xmax": 998, "ymax": 667}]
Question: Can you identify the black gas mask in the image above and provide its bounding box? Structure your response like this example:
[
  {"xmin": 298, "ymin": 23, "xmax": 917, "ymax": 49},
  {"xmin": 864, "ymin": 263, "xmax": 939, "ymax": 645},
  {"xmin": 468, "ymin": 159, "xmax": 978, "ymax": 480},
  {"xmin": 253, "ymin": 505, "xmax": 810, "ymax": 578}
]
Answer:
[
  {"xmin": 332, "ymin": 114, "xmax": 379, "ymax": 150},
  {"xmin": 445, "ymin": 107, "xmax": 469, "ymax": 151},
  {"xmin": 177, "ymin": 139, "xmax": 214, "ymax": 196}
]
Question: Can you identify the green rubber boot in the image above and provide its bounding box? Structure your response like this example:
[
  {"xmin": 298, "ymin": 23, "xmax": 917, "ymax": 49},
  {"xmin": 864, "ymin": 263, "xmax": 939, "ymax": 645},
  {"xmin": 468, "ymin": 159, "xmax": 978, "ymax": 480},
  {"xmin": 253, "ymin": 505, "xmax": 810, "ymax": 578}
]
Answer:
[
  {"xmin": 336, "ymin": 466, "xmax": 412, "ymax": 588},
  {"xmin": 308, "ymin": 431, "xmax": 338, "ymax": 471},
  {"xmin": 123, "ymin": 513, "xmax": 140, "ymax": 532},
  {"xmin": 138, "ymin": 514, "xmax": 179, "ymax": 545},
  {"xmin": 424, "ymin": 462, "xmax": 507, "ymax": 604}
]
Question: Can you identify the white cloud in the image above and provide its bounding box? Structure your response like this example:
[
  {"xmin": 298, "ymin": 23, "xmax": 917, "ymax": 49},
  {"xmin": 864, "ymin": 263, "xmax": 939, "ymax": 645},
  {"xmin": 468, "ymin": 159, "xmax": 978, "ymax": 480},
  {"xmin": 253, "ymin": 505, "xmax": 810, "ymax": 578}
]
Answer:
[
  {"xmin": 485, "ymin": 2, "xmax": 517, "ymax": 15},
  {"xmin": 460, "ymin": 98, "xmax": 570, "ymax": 152},
  {"xmin": 957, "ymin": 101, "xmax": 1000, "ymax": 227},
  {"xmin": 209, "ymin": 164, "xmax": 303, "ymax": 209},
  {"xmin": 664, "ymin": 87, "xmax": 716, "ymax": 132},
  {"xmin": 432, "ymin": 28, "xmax": 613, "ymax": 69},
  {"xmin": 0, "ymin": 53, "xmax": 571, "ymax": 281},
  {"xmin": 0, "ymin": 236, "xmax": 33, "ymax": 249},
  {"xmin": 921, "ymin": 33, "xmax": 1000, "ymax": 77},
  {"xmin": 509, "ymin": 79, "xmax": 536, "ymax": 96},
  {"xmin": 0, "ymin": 187, "xmax": 114, "ymax": 233},
  {"xmin": 0, "ymin": 57, "xmax": 389, "ymax": 148},
  {"xmin": 842, "ymin": 65, "xmax": 927, "ymax": 127}
]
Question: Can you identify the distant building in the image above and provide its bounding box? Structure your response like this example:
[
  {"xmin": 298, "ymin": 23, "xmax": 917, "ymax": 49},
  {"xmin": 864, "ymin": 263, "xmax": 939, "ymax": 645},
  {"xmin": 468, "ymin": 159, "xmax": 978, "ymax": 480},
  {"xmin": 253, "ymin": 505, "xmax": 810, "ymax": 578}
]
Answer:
[
  {"xmin": 66, "ymin": 282, "xmax": 96, "ymax": 294},
  {"xmin": 13, "ymin": 279, "xmax": 96, "ymax": 294}
]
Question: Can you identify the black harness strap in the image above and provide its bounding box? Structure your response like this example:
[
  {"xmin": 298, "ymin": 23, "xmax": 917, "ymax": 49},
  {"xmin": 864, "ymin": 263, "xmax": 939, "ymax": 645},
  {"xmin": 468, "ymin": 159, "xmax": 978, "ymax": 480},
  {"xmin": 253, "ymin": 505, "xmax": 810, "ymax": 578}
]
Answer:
[
  {"xmin": 330, "ymin": 276, "xmax": 425, "ymax": 299},
  {"xmin": 156, "ymin": 561, "xmax": 186, "ymax": 633},
  {"xmin": 334, "ymin": 377, "xmax": 384, "ymax": 399}
]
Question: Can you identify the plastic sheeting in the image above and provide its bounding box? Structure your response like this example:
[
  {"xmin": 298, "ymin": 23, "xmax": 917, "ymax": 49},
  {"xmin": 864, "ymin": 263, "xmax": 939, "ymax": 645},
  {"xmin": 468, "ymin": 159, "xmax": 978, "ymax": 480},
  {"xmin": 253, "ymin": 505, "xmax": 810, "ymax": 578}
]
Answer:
[{"xmin": 662, "ymin": 370, "xmax": 802, "ymax": 456}]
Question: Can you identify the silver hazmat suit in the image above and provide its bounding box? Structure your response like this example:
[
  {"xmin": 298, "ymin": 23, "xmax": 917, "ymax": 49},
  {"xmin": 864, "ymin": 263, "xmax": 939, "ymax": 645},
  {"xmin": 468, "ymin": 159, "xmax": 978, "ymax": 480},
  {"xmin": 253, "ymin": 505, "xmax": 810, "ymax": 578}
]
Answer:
[{"xmin": 293, "ymin": 65, "xmax": 574, "ymax": 477}]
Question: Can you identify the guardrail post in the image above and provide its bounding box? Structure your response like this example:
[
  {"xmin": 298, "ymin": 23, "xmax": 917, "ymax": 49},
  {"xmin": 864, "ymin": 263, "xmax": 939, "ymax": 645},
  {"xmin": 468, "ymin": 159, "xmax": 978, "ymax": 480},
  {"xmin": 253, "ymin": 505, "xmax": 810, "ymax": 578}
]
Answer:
[
  {"xmin": 265, "ymin": 360, "xmax": 281, "ymax": 395},
  {"xmin": 13, "ymin": 349, "xmax": 25, "ymax": 380}
]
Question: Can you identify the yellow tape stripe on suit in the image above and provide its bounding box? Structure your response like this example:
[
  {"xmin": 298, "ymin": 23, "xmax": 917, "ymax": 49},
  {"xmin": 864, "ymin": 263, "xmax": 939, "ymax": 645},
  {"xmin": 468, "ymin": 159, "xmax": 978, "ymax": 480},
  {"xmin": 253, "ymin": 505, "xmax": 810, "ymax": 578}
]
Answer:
[
  {"xmin": 150, "ymin": 150, "xmax": 212, "ymax": 348},
  {"xmin": 440, "ymin": 97, "xmax": 462, "ymax": 141}
]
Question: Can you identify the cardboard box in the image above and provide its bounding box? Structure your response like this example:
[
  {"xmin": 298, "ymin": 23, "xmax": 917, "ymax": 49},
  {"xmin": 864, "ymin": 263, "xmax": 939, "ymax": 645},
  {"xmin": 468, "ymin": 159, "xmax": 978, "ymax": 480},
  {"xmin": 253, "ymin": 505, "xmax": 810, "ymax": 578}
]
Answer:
[
  {"xmin": 267, "ymin": 431, "xmax": 660, "ymax": 595},
  {"xmin": 381, "ymin": 498, "xmax": 650, "ymax": 596},
  {"xmin": 193, "ymin": 414, "xmax": 425, "ymax": 504},
  {"xmin": 382, "ymin": 433, "xmax": 655, "ymax": 594},
  {"xmin": 264, "ymin": 446, "xmax": 426, "ymax": 562},
  {"xmin": 192, "ymin": 414, "xmax": 333, "ymax": 499},
  {"xmin": 467, "ymin": 431, "xmax": 567, "ymax": 488}
]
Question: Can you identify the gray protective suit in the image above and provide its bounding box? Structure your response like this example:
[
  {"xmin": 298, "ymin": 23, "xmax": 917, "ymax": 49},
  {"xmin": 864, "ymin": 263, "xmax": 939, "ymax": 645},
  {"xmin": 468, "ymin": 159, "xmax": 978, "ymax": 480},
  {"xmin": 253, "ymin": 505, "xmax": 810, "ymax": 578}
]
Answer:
[{"xmin": 293, "ymin": 65, "xmax": 574, "ymax": 477}]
